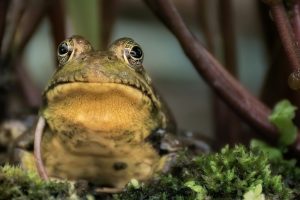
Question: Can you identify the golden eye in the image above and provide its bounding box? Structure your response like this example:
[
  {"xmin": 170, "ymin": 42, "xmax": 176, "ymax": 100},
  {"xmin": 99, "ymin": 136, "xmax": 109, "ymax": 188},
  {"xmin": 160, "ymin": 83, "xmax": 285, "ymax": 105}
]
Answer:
[
  {"xmin": 108, "ymin": 37, "xmax": 144, "ymax": 70},
  {"xmin": 57, "ymin": 41, "xmax": 73, "ymax": 66},
  {"xmin": 125, "ymin": 45, "xmax": 144, "ymax": 70}
]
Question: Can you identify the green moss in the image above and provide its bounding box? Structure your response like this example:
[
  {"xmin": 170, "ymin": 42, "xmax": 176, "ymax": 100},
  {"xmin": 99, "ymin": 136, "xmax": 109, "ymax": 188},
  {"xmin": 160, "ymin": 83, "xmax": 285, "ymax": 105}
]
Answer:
[
  {"xmin": 269, "ymin": 157, "xmax": 300, "ymax": 197},
  {"xmin": 0, "ymin": 165, "xmax": 77, "ymax": 200},
  {"xmin": 115, "ymin": 145, "xmax": 297, "ymax": 200},
  {"xmin": 2, "ymin": 146, "xmax": 300, "ymax": 199},
  {"xmin": 243, "ymin": 184, "xmax": 265, "ymax": 200}
]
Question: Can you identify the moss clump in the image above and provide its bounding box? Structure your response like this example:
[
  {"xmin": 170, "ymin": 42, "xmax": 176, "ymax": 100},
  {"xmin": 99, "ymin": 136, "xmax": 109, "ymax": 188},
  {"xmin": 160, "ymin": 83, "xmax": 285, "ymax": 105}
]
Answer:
[
  {"xmin": 0, "ymin": 165, "xmax": 75, "ymax": 200},
  {"xmin": 2, "ymin": 146, "xmax": 299, "ymax": 199},
  {"xmin": 251, "ymin": 139, "xmax": 300, "ymax": 198},
  {"xmin": 115, "ymin": 145, "xmax": 296, "ymax": 200},
  {"xmin": 269, "ymin": 157, "xmax": 300, "ymax": 198}
]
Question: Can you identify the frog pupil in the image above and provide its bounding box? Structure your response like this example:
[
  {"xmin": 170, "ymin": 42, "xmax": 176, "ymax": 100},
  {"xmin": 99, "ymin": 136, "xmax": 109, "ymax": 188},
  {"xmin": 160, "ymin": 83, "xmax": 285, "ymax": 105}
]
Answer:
[
  {"xmin": 130, "ymin": 46, "xmax": 143, "ymax": 58},
  {"xmin": 58, "ymin": 43, "xmax": 69, "ymax": 55}
]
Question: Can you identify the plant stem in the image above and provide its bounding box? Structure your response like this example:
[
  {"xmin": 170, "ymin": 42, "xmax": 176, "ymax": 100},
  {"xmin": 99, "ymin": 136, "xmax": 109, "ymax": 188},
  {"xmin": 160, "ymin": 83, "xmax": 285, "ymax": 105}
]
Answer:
[
  {"xmin": 291, "ymin": 0, "xmax": 300, "ymax": 44},
  {"xmin": 144, "ymin": 0, "xmax": 278, "ymax": 141},
  {"xmin": 215, "ymin": 0, "xmax": 244, "ymax": 146},
  {"xmin": 2, "ymin": 0, "xmax": 27, "ymax": 65},
  {"xmin": 34, "ymin": 116, "xmax": 48, "ymax": 180},
  {"xmin": 196, "ymin": 0, "xmax": 215, "ymax": 53},
  {"xmin": 0, "ymin": 0, "xmax": 9, "ymax": 50},
  {"xmin": 14, "ymin": 0, "xmax": 51, "ymax": 58},
  {"xmin": 48, "ymin": 0, "xmax": 66, "ymax": 49},
  {"xmin": 263, "ymin": 0, "xmax": 300, "ymax": 71},
  {"xmin": 99, "ymin": 0, "xmax": 119, "ymax": 49}
]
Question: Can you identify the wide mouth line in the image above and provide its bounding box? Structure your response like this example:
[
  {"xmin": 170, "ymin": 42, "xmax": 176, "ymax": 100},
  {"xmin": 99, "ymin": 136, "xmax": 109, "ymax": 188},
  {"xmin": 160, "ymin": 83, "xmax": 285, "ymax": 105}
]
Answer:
[{"xmin": 44, "ymin": 80, "xmax": 153, "ymax": 102}]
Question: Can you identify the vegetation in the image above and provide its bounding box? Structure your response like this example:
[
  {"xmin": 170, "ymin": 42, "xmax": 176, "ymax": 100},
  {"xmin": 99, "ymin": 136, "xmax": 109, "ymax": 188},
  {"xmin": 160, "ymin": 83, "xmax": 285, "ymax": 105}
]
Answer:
[
  {"xmin": 1, "ymin": 100, "xmax": 299, "ymax": 199},
  {"xmin": 268, "ymin": 100, "xmax": 298, "ymax": 147},
  {"xmin": 1, "ymin": 1, "xmax": 300, "ymax": 198},
  {"xmin": 115, "ymin": 145, "xmax": 300, "ymax": 200},
  {"xmin": 115, "ymin": 100, "xmax": 300, "ymax": 200},
  {"xmin": 0, "ymin": 165, "xmax": 76, "ymax": 200},
  {"xmin": 1, "ymin": 145, "xmax": 299, "ymax": 200}
]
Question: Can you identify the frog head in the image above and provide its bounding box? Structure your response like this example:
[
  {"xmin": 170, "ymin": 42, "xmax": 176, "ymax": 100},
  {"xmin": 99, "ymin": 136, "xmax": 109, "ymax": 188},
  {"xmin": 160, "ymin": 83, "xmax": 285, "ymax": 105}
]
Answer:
[{"xmin": 42, "ymin": 35, "xmax": 169, "ymax": 140}]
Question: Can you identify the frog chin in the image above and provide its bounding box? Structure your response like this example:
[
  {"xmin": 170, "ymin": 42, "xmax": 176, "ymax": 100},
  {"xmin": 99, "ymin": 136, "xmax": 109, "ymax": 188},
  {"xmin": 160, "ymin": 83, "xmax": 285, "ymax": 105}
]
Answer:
[{"xmin": 44, "ymin": 82, "xmax": 159, "ymax": 137}]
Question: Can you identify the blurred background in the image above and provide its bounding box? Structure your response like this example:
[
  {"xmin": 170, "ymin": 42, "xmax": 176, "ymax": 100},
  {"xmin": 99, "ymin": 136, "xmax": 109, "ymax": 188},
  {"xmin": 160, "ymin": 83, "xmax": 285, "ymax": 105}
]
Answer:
[{"xmin": 1, "ymin": 0, "xmax": 271, "ymax": 143}]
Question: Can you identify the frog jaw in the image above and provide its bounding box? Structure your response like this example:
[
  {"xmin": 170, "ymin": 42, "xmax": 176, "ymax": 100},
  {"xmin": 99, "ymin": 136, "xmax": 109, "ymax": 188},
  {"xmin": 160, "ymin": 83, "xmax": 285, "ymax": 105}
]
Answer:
[
  {"xmin": 44, "ymin": 82, "xmax": 160, "ymax": 139},
  {"xmin": 44, "ymin": 75, "xmax": 161, "ymax": 111}
]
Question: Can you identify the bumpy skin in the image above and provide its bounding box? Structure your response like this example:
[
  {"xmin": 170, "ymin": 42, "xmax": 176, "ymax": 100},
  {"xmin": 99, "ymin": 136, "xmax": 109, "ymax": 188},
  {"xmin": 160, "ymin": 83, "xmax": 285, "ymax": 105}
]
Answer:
[{"xmin": 39, "ymin": 36, "xmax": 176, "ymax": 188}]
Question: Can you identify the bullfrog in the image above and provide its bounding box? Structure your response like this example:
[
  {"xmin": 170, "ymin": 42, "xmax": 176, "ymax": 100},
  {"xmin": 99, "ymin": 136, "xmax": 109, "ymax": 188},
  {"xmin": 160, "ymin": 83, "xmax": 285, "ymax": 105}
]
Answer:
[{"xmin": 26, "ymin": 35, "xmax": 180, "ymax": 189}]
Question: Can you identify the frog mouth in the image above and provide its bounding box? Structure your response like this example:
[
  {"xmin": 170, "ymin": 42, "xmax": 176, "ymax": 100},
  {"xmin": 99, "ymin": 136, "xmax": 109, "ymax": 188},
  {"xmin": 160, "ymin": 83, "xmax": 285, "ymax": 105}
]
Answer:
[
  {"xmin": 44, "ymin": 79, "xmax": 160, "ymax": 109},
  {"xmin": 45, "ymin": 81, "xmax": 159, "ymax": 108}
]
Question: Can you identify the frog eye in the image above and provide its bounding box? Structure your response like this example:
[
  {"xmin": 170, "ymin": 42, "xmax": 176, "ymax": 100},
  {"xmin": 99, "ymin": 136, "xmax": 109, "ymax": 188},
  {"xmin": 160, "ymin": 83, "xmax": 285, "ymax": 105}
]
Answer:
[
  {"xmin": 125, "ymin": 45, "xmax": 144, "ymax": 69},
  {"xmin": 58, "ymin": 42, "xmax": 69, "ymax": 56},
  {"xmin": 57, "ymin": 41, "xmax": 73, "ymax": 66},
  {"xmin": 130, "ymin": 46, "xmax": 143, "ymax": 59}
]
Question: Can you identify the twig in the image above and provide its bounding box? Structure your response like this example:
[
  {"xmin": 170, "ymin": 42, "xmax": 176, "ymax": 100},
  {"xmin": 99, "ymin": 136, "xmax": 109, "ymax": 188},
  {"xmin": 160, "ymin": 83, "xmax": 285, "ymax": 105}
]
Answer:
[
  {"xmin": 258, "ymin": 1, "xmax": 300, "ymax": 124},
  {"xmin": 99, "ymin": 0, "xmax": 119, "ymax": 49},
  {"xmin": 260, "ymin": 49, "xmax": 289, "ymax": 107},
  {"xmin": 291, "ymin": 0, "xmax": 300, "ymax": 44},
  {"xmin": 0, "ymin": 0, "xmax": 9, "ymax": 49},
  {"xmin": 196, "ymin": 0, "xmax": 215, "ymax": 53},
  {"xmin": 48, "ymin": 0, "xmax": 66, "ymax": 49},
  {"xmin": 13, "ymin": 0, "xmax": 51, "ymax": 57},
  {"xmin": 258, "ymin": 2, "xmax": 279, "ymax": 53},
  {"xmin": 258, "ymin": 1, "xmax": 283, "ymax": 105},
  {"xmin": 219, "ymin": 1, "xmax": 237, "ymax": 74},
  {"xmin": 3, "ymin": 0, "xmax": 52, "ymax": 66},
  {"xmin": 262, "ymin": 0, "xmax": 300, "ymax": 72},
  {"xmin": 214, "ymin": 0, "xmax": 243, "ymax": 146},
  {"xmin": 196, "ymin": 1, "xmax": 229, "ymax": 147},
  {"xmin": 34, "ymin": 116, "xmax": 48, "ymax": 180},
  {"xmin": 144, "ymin": 0, "xmax": 278, "ymax": 141},
  {"xmin": 2, "ymin": 0, "xmax": 27, "ymax": 63},
  {"xmin": 261, "ymin": 0, "xmax": 300, "ymax": 125},
  {"xmin": 288, "ymin": 0, "xmax": 300, "ymax": 90}
]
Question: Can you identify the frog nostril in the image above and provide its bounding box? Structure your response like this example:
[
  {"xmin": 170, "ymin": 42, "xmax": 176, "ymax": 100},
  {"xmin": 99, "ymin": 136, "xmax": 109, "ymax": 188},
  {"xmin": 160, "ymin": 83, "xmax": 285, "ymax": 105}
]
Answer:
[
  {"xmin": 113, "ymin": 162, "xmax": 127, "ymax": 171},
  {"xmin": 81, "ymin": 56, "xmax": 88, "ymax": 61}
]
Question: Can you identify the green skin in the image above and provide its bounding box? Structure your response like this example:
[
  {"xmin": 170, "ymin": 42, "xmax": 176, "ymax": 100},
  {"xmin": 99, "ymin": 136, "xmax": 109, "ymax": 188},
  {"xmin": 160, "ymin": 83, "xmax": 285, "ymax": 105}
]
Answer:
[{"xmin": 37, "ymin": 35, "xmax": 177, "ymax": 189}]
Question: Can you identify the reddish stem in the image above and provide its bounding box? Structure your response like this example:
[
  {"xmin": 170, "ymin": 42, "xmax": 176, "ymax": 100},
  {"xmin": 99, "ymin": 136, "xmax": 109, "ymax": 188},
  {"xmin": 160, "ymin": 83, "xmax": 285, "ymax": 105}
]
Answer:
[
  {"xmin": 2, "ymin": 0, "xmax": 27, "ymax": 63},
  {"xmin": 291, "ymin": 0, "xmax": 300, "ymax": 44},
  {"xmin": 48, "ymin": 0, "xmax": 66, "ymax": 49},
  {"xmin": 144, "ymin": 0, "xmax": 278, "ymax": 141},
  {"xmin": 99, "ymin": 0, "xmax": 119, "ymax": 49},
  {"xmin": 196, "ymin": 0, "xmax": 215, "ymax": 53},
  {"xmin": 266, "ymin": 1, "xmax": 300, "ymax": 71},
  {"xmin": 219, "ymin": 1, "xmax": 237, "ymax": 74},
  {"xmin": 215, "ymin": 0, "xmax": 243, "ymax": 146},
  {"xmin": 0, "ymin": 0, "xmax": 9, "ymax": 50},
  {"xmin": 14, "ymin": 0, "xmax": 51, "ymax": 57},
  {"xmin": 34, "ymin": 116, "xmax": 48, "ymax": 180}
]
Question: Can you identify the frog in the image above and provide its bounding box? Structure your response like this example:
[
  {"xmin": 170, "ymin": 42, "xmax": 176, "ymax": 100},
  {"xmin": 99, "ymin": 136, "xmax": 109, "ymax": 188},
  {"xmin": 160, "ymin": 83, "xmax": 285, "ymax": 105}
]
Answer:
[{"xmin": 24, "ymin": 35, "xmax": 181, "ymax": 190}]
